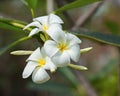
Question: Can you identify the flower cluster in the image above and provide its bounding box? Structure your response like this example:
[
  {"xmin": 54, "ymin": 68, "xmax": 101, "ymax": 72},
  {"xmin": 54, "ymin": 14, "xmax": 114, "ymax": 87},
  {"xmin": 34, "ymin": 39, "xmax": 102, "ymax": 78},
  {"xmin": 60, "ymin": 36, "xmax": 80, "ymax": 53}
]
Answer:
[{"xmin": 22, "ymin": 13, "xmax": 82, "ymax": 84}]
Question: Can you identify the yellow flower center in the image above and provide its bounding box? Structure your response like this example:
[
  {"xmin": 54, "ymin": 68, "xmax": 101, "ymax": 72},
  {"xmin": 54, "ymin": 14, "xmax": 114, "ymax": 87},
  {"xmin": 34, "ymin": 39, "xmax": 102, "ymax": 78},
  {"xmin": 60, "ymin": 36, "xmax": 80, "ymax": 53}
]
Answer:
[
  {"xmin": 57, "ymin": 43, "xmax": 68, "ymax": 52},
  {"xmin": 37, "ymin": 58, "xmax": 46, "ymax": 67},
  {"xmin": 43, "ymin": 25, "xmax": 48, "ymax": 31}
]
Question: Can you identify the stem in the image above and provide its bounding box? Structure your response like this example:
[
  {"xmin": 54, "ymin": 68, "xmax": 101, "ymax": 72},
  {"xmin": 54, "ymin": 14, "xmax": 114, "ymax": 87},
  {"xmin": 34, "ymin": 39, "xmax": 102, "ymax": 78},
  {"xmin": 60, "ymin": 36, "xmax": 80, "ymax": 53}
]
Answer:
[
  {"xmin": 0, "ymin": 36, "xmax": 31, "ymax": 55},
  {"xmin": 55, "ymin": 0, "xmax": 74, "ymax": 27},
  {"xmin": 72, "ymin": 1, "xmax": 102, "ymax": 31},
  {"xmin": 46, "ymin": 0, "xmax": 54, "ymax": 14},
  {"xmin": 31, "ymin": 9, "xmax": 36, "ymax": 18}
]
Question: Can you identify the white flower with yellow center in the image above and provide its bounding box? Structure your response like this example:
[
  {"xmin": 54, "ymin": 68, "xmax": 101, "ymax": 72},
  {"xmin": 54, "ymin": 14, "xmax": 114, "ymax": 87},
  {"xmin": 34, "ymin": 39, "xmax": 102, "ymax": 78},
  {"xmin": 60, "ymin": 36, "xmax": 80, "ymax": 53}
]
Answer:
[
  {"xmin": 23, "ymin": 14, "xmax": 63, "ymax": 37},
  {"xmin": 22, "ymin": 47, "xmax": 57, "ymax": 84},
  {"xmin": 44, "ymin": 31, "xmax": 82, "ymax": 67}
]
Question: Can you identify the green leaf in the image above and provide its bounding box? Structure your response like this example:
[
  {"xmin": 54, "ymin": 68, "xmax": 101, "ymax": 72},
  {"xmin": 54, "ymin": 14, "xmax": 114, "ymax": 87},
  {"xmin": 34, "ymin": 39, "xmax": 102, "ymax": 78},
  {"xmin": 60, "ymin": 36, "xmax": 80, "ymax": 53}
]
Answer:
[
  {"xmin": 22, "ymin": 0, "xmax": 38, "ymax": 17},
  {"xmin": 0, "ymin": 17, "xmax": 31, "ymax": 32},
  {"xmin": 0, "ymin": 17, "xmax": 26, "ymax": 25},
  {"xmin": 0, "ymin": 36, "xmax": 31, "ymax": 56},
  {"xmin": 0, "ymin": 22, "xmax": 24, "ymax": 32},
  {"xmin": 27, "ymin": 81, "xmax": 71, "ymax": 93},
  {"xmin": 105, "ymin": 20, "xmax": 119, "ymax": 35},
  {"xmin": 59, "ymin": 67, "xmax": 78, "ymax": 87},
  {"xmin": 89, "ymin": 59, "xmax": 118, "ymax": 80},
  {"xmin": 71, "ymin": 30, "xmax": 120, "ymax": 47},
  {"xmin": 54, "ymin": 0, "xmax": 100, "ymax": 13}
]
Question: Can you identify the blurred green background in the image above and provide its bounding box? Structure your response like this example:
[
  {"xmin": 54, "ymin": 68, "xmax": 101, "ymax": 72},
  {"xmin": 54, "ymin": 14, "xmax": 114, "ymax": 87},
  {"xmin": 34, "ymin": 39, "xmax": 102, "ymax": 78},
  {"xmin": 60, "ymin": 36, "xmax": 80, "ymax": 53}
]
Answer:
[{"xmin": 0, "ymin": 0, "xmax": 119, "ymax": 96}]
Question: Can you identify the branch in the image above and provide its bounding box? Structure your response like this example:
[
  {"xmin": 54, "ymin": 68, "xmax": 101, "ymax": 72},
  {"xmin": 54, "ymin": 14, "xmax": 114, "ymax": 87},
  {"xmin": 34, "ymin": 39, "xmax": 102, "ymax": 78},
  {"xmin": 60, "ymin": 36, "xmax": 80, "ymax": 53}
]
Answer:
[
  {"xmin": 72, "ymin": 1, "xmax": 102, "ymax": 31},
  {"xmin": 75, "ymin": 71, "xmax": 98, "ymax": 96},
  {"xmin": 55, "ymin": 0, "xmax": 74, "ymax": 27},
  {"xmin": 46, "ymin": 0, "xmax": 54, "ymax": 14}
]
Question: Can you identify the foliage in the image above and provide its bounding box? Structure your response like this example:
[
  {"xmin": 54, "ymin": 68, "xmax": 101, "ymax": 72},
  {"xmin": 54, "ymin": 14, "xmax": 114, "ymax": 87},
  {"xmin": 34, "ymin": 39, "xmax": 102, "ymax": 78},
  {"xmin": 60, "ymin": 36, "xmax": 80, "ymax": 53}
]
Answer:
[{"xmin": 0, "ymin": 0, "xmax": 119, "ymax": 96}]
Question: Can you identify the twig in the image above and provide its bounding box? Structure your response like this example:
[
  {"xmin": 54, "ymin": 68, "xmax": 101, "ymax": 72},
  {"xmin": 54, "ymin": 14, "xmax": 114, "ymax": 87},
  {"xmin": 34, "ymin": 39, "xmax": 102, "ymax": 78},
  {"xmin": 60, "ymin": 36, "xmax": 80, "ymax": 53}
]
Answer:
[
  {"xmin": 118, "ymin": 48, "xmax": 120, "ymax": 96},
  {"xmin": 71, "ymin": 1, "xmax": 104, "ymax": 96},
  {"xmin": 55, "ymin": 0, "xmax": 74, "ymax": 27},
  {"xmin": 72, "ymin": 1, "xmax": 102, "ymax": 31},
  {"xmin": 75, "ymin": 71, "xmax": 98, "ymax": 96},
  {"xmin": 46, "ymin": 0, "xmax": 54, "ymax": 14}
]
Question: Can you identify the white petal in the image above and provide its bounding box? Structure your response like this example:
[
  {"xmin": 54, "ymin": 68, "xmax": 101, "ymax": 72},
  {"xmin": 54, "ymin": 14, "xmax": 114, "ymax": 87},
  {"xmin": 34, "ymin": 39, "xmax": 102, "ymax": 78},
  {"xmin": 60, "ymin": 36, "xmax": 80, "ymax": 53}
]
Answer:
[
  {"xmin": 49, "ymin": 14, "xmax": 64, "ymax": 24},
  {"xmin": 52, "ymin": 51, "xmax": 70, "ymax": 67},
  {"xmin": 23, "ymin": 21, "xmax": 41, "ymax": 30},
  {"xmin": 44, "ymin": 40, "xmax": 59, "ymax": 57},
  {"xmin": 29, "ymin": 28, "xmax": 40, "ymax": 37},
  {"xmin": 33, "ymin": 16, "xmax": 48, "ymax": 25},
  {"xmin": 32, "ymin": 68, "xmax": 50, "ymax": 84},
  {"xmin": 43, "ymin": 57, "xmax": 57, "ymax": 72},
  {"xmin": 67, "ymin": 44, "xmax": 80, "ymax": 62},
  {"xmin": 27, "ymin": 47, "xmax": 42, "ymax": 61},
  {"xmin": 22, "ymin": 61, "xmax": 38, "ymax": 78},
  {"xmin": 40, "ymin": 47, "xmax": 46, "ymax": 58},
  {"xmin": 46, "ymin": 24, "xmax": 65, "ymax": 42},
  {"xmin": 66, "ymin": 33, "xmax": 82, "ymax": 46}
]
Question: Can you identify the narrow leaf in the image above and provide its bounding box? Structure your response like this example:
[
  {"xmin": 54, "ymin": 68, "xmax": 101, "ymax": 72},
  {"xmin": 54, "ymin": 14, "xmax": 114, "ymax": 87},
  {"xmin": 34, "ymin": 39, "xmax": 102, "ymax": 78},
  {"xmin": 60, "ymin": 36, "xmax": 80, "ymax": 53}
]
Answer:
[
  {"xmin": 0, "ymin": 36, "xmax": 31, "ymax": 55},
  {"xmin": 59, "ymin": 67, "xmax": 78, "ymax": 86},
  {"xmin": 71, "ymin": 30, "xmax": 120, "ymax": 47},
  {"xmin": 22, "ymin": 0, "xmax": 38, "ymax": 17},
  {"xmin": 0, "ymin": 17, "xmax": 31, "ymax": 31},
  {"xmin": 0, "ymin": 22, "xmax": 24, "ymax": 32},
  {"xmin": 27, "ymin": 81, "xmax": 71, "ymax": 93},
  {"xmin": 105, "ymin": 20, "xmax": 119, "ymax": 35},
  {"xmin": 54, "ymin": 0, "xmax": 100, "ymax": 13},
  {"xmin": 0, "ymin": 17, "xmax": 26, "ymax": 25}
]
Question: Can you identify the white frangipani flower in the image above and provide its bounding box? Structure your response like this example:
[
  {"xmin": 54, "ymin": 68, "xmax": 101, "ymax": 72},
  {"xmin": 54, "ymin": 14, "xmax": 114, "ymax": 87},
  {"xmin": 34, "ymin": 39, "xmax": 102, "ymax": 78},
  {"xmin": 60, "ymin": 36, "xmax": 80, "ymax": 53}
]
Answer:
[
  {"xmin": 23, "ymin": 13, "xmax": 63, "ymax": 37},
  {"xmin": 22, "ymin": 47, "xmax": 57, "ymax": 84},
  {"xmin": 44, "ymin": 31, "xmax": 82, "ymax": 67}
]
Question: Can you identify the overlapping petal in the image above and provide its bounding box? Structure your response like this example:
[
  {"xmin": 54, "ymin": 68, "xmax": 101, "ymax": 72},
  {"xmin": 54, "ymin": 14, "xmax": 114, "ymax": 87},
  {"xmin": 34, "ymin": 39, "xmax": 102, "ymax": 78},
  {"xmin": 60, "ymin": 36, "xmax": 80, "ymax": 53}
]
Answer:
[
  {"xmin": 26, "ymin": 47, "xmax": 42, "ymax": 62},
  {"xmin": 24, "ymin": 14, "xmax": 64, "ymax": 38},
  {"xmin": 67, "ymin": 44, "xmax": 80, "ymax": 62},
  {"xmin": 22, "ymin": 13, "xmax": 82, "ymax": 84},
  {"xmin": 43, "ymin": 57, "xmax": 57, "ymax": 72},
  {"xmin": 23, "ymin": 21, "xmax": 41, "ymax": 30},
  {"xmin": 46, "ymin": 24, "xmax": 64, "ymax": 42},
  {"xmin": 44, "ymin": 32, "xmax": 81, "ymax": 67},
  {"xmin": 32, "ymin": 68, "xmax": 50, "ymax": 84},
  {"xmin": 52, "ymin": 51, "xmax": 70, "ymax": 67},
  {"xmin": 66, "ymin": 33, "xmax": 82, "ymax": 46},
  {"xmin": 22, "ymin": 47, "xmax": 58, "ymax": 84},
  {"xmin": 22, "ymin": 61, "xmax": 38, "ymax": 78},
  {"xmin": 49, "ymin": 14, "xmax": 64, "ymax": 24},
  {"xmin": 33, "ymin": 16, "xmax": 48, "ymax": 25},
  {"xmin": 29, "ymin": 28, "xmax": 40, "ymax": 37},
  {"xmin": 44, "ymin": 40, "xmax": 59, "ymax": 57}
]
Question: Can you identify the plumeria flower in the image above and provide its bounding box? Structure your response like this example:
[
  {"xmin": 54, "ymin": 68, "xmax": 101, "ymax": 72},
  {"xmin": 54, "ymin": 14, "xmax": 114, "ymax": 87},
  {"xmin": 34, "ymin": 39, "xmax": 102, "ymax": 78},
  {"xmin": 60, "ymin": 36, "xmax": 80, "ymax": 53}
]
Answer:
[
  {"xmin": 23, "ymin": 13, "xmax": 63, "ymax": 37},
  {"xmin": 22, "ymin": 47, "xmax": 57, "ymax": 84},
  {"xmin": 44, "ymin": 31, "xmax": 82, "ymax": 67}
]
